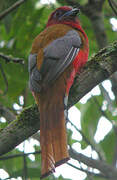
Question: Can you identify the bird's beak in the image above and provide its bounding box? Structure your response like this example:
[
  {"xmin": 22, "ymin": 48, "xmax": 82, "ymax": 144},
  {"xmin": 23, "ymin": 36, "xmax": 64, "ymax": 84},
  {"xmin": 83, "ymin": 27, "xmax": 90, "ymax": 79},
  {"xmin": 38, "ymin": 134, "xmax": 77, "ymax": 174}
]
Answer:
[{"xmin": 59, "ymin": 8, "xmax": 80, "ymax": 20}]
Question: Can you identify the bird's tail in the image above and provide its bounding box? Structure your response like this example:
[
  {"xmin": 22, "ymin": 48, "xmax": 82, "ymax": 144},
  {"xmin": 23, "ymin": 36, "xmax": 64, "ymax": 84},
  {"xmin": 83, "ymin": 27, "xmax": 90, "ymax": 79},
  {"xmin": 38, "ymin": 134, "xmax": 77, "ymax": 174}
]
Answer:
[{"xmin": 38, "ymin": 89, "xmax": 69, "ymax": 179}]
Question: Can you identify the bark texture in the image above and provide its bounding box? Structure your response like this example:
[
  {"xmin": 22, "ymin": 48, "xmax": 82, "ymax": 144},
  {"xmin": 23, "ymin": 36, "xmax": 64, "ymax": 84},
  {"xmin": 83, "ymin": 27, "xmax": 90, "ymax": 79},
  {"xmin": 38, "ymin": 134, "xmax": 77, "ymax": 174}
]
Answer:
[{"xmin": 0, "ymin": 40, "xmax": 117, "ymax": 156}]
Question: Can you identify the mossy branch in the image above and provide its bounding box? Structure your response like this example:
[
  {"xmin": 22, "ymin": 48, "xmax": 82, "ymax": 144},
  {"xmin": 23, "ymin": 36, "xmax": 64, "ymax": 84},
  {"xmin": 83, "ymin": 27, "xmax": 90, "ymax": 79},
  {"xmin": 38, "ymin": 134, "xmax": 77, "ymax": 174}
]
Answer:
[{"xmin": 0, "ymin": 41, "xmax": 117, "ymax": 156}]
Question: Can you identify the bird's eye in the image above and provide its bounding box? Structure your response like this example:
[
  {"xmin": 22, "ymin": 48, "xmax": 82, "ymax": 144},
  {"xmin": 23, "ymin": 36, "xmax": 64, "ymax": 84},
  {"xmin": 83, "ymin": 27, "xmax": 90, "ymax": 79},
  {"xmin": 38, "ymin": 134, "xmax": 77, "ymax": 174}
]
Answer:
[{"xmin": 54, "ymin": 11, "xmax": 62, "ymax": 18}]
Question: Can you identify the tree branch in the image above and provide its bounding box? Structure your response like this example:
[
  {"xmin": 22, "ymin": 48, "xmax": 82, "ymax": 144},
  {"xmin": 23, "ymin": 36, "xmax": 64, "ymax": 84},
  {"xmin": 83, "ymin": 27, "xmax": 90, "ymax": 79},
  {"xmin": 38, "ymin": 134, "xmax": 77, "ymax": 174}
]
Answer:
[
  {"xmin": 0, "ymin": 0, "xmax": 26, "ymax": 21},
  {"xmin": 112, "ymin": 125, "xmax": 117, "ymax": 166},
  {"xmin": 0, "ymin": 63, "xmax": 8, "ymax": 95},
  {"xmin": 69, "ymin": 41, "xmax": 117, "ymax": 106},
  {"xmin": 111, "ymin": 72, "xmax": 117, "ymax": 103},
  {"xmin": 108, "ymin": 0, "xmax": 117, "ymax": 16},
  {"xmin": 69, "ymin": 147, "xmax": 117, "ymax": 180},
  {"xmin": 0, "ymin": 53, "xmax": 25, "ymax": 64},
  {"xmin": 0, "ymin": 41, "xmax": 117, "ymax": 156},
  {"xmin": 0, "ymin": 105, "xmax": 16, "ymax": 123},
  {"xmin": 68, "ymin": 119, "xmax": 105, "ymax": 161},
  {"xmin": 0, "ymin": 105, "xmax": 40, "ymax": 155},
  {"xmin": 99, "ymin": 84, "xmax": 115, "ymax": 113},
  {"xmin": 67, "ymin": 162, "xmax": 108, "ymax": 179},
  {"xmin": 0, "ymin": 150, "xmax": 41, "ymax": 161}
]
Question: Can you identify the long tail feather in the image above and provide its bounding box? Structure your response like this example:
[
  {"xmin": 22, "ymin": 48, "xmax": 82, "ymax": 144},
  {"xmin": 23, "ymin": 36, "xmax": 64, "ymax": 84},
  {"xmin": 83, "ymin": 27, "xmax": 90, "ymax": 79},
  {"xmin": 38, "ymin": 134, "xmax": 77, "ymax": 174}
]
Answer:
[
  {"xmin": 33, "ymin": 67, "xmax": 73, "ymax": 179},
  {"xmin": 38, "ymin": 89, "xmax": 69, "ymax": 178}
]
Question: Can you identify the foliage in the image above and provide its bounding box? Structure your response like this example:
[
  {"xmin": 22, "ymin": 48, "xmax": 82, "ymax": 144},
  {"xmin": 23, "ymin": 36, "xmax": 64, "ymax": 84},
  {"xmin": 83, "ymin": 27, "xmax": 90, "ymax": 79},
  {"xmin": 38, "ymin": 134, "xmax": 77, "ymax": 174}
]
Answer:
[{"xmin": 0, "ymin": 0, "xmax": 117, "ymax": 180}]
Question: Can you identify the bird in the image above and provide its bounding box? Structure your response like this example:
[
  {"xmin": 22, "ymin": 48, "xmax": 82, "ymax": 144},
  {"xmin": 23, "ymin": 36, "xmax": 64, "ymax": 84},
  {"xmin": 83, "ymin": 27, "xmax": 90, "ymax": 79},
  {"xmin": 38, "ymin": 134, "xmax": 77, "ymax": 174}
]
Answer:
[{"xmin": 28, "ymin": 6, "xmax": 89, "ymax": 179}]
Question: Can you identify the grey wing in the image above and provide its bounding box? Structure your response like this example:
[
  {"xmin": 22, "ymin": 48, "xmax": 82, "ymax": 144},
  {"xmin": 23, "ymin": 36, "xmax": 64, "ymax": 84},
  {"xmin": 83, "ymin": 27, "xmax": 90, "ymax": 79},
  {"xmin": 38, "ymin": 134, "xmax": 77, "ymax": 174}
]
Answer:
[
  {"xmin": 28, "ymin": 53, "xmax": 42, "ymax": 92},
  {"xmin": 40, "ymin": 30, "xmax": 81, "ymax": 87},
  {"xmin": 28, "ymin": 30, "xmax": 81, "ymax": 93}
]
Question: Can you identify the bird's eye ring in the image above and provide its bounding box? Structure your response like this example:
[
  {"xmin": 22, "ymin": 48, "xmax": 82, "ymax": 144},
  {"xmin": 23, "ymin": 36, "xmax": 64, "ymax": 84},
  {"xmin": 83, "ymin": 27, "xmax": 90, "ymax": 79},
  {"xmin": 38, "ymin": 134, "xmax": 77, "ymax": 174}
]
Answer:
[{"xmin": 54, "ymin": 11, "xmax": 62, "ymax": 18}]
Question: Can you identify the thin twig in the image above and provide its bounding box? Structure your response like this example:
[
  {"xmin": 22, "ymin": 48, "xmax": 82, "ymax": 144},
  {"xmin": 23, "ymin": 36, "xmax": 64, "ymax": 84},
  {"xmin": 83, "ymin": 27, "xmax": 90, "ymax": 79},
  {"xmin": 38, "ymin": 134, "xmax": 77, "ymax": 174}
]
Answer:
[
  {"xmin": 91, "ymin": 95, "xmax": 109, "ymax": 120},
  {"xmin": 68, "ymin": 119, "xmax": 104, "ymax": 160},
  {"xmin": 0, "ymin": 151, "xmax": 41, "ymax": 160},
  {"xmin": 108, "ymin": 0, "xmax": 117, "ymax": 16},
  {"xmin": 23, "ymin": 143, "xmax": 28, "ymax": 180},
  {"xmin": 0, "ymin": 105, "xmax": 16, "ymax": 123},
  {"xmin": 112, "ymin": 125, "xmax": 117, "ymax": 166},
  {"xmin": 0, "ymin": 0, "xmax": 26, "ymax": 21},
  {"xmin": 93, "ymin": 94, "xmax": 117, "ymax": 167},
  {"xmin": 99, "ymin": 84, "xmax": 114, "ymax": 113},
  {"xmin": 0, "ymin": 53, "xmax": 24, "ymax": 64},
  {"xmin": 67, "ymin": 162, "xmax": 108, "ymax": 179},
  {"xmin": 0, "ymin": 63, "xmax": 8, "ymax": 95},
  {"xmin": 64, "ymin": 0, "xmax": 82, "ymax": 9},
  {"xmin": 69, "ymin": 147, "xmax": 117, "ymax": 179}
]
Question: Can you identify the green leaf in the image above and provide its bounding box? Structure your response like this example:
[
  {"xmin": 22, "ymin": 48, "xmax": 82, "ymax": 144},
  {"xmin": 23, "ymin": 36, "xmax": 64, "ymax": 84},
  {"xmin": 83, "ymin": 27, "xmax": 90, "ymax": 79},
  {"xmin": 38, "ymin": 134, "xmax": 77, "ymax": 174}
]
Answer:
[
  {"xmin": 100, "ymin": 130, "xmax": 115, "ymax": 164},
  {"xmin": 76, "ymin": 95, "xmax": 103, "ymax": 149},
  {"xmin": 67, "ymin": 129, "xmax": 78, "ymax": 146}
]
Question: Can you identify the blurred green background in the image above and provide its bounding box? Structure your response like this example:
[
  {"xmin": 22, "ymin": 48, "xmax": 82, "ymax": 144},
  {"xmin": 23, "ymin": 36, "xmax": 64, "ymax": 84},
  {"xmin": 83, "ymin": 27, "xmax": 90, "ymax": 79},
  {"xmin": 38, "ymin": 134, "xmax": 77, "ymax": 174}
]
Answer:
[{"xmin": 0, "ymin": 0, "xmax": 117, "ymax": 179}]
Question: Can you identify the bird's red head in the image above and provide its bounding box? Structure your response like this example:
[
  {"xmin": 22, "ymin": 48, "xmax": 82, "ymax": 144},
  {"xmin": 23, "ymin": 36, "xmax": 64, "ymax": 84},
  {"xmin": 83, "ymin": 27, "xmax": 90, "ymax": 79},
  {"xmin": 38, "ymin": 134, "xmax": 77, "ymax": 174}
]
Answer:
[{"xmin": 46, "ymin": 6, "xmax": 80, "ymax": 28}]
